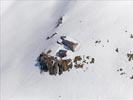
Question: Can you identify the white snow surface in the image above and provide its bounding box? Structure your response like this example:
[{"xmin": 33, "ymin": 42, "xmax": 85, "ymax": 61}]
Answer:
[{"xmin": 1, "ymin": 0, "xmax": 133, "ymax": 100}]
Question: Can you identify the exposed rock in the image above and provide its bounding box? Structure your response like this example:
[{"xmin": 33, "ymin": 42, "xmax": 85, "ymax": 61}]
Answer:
[
  {"xmin": 60, "ymin": 36, "xmax": 66, "ymax": 39},
  {"xmin": 120, "ymin": 72, "xmax": 126, "ymax": 75},
  {"xmin": 56, "ymin": 50, "xmax": 67, "ymax": 58},
  {"xmin": 95, "ymin": 40, "xmax": 101, "ymax": 44},
  {"xmin": 37, "ymin": 50, "xmax": 94, "ymax": 75},
  {"xmin": 37, "ymin": 51, "xmax": 73, "ymax": 75},
  {"xmin": 115, "ymin": 48, "xmax": 119, "ymax": 53},
  {"xmin": 52, "ymin": 60, "xmax": 58, "ymax": 75},
  {"xmin": 130, "ymin": 75, "xmax": 133, "ymax": 79},
  {"xmin": 38, "ymin": 52, "xmax": 48, "ymax": 73},
  {"xmin": 58, "ymin": 63, "xmax": 63, "ymax": 75},
  {"xmin": 55, "ymin": 17, "xmax": 63, "ymax": 28},
  {"xmin": 60, "ymin": 36, "xmax": 78, "ymax": 52},
  {"xmin": 119, "ymin": 68, "xmax": 123, "ymax": 71},
  {"xmin": 127, "ymin": 53, "xmax": 133, "ymax": 61},
  {"xmin": 74, "ymin": 56, "xmax": 82, "ymax": 63},
  {"xmin": 107, "ymin": 39, "xmax": 109, "ymax": 43},
  {"xmin": 74, "ymin": 64, "xmax": 84, "ymax": 69},
  {"xmin": 47, "ymin": 50, "xmax": 52, "ymax": 54},
  {"xmin": 118, "ymin": 68, "xmax": 123, "ymax": 71},
  {"xmin": 57, "ymin": 41, "xmax": 62, "ymax": 45},
  {"xmin": 46, "ymin": 33, "xmax": 57, "ymax": 40},
  {"xmin": 46, "ymin": 36, "xmax": 50, "ymax": 40},
  {"xmin": 86, "ymin": 56, "xmax": 89, "ymax": 59},
  {"xmin": 59, "ymin": 59, "xmax": 72, "ymax": 71},
  {"xmin": 90, "ymin": 58, "xmax": 95, "ymax": 64},
  {"xmin": 37, "ymin": 52, "xmax": 55, "ymax": 74},
  {"xmin": 130, "ymin": 34, "xmax": 133, "ymax": 38},
  {"xmin": 82, "ymin": 60, "xmax": 87, "ymax": 64}
]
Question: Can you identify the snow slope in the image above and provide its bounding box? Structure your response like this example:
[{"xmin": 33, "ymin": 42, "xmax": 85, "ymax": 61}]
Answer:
[{"xmin": 1, "ymin": 0, "xmax": 133, "ymax": 100}]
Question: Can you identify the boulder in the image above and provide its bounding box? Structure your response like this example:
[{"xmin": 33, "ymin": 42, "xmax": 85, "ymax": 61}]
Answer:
[
  {"xmin": 56, "ymin": 50, "xmax": 67, "ymax": 58},
  {"xmin": 61, "ymin": 36, "xmax": 78, "ymax": 52}
]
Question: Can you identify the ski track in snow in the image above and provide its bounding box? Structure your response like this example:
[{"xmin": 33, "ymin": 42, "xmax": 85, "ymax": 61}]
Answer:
[{"xmin": 1, "ymin": 0, "xmax": 133, "ymax": 100}]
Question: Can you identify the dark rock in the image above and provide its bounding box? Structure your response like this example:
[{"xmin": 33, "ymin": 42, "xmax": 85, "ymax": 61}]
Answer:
[
  {"xmin": 59, "ymin": 59, "xmax": 72, "ymax": 72},
  {"xmin": 82, "ymin": 60, "xmax": 87, "ymax": 63},
  {"xmin": 130, "ymin": 75, "xmax": 133, "ymax": 79},
  {"xmin": 57, "ymin": 41, "xmax": 62, "ymax": 45},
  {"xmin": 56, "ymin": 50, "xmax": 67, "ymax": 58},
  {"xmin": 60, "ymin": 36, "xmax": 66, "ymax": 39},
  {"xmin": 86, "ymin": 56, "xmax": 89, "ymax": 59},
  {"xmin": 61, "ymin": 36, "xmax": 78, "ymax": 52},
  {"xmin": 90, "ymin": 58, "xmax": 95, "ymax": 64},
  {"xmin": 117, "ymin": 68, "xmax": 123, "ymax": 72},
  {"xmin": 58, "ymin": 62, "xmax": 63, "ymax": 75},
  {"xmin": 127, "ymin": 53, "xmax": 133, "ymax": 61},
  {"xmin": 74, "ymin": 64, "xmax": 84, "ymax": 69},
  {"xmin": 95, "ymin": 40, "xmax": 101, "ymax": 44},
  {"xmin": 120, "ymin": 72, "xmax": 126, "ymax": 75},
  {"xmin": 37, "ymin": 52, "xmax": 93, "ymax": 75},
  {"xmin": 47, "ymin": 50, "xmax": 52, "ymax": 54},
  {"xmin": 119, "ymin": 68, "xmax": 123, "ymax": 71},
  {"xmin": 115, "ymin": 48, "xmax": 119, "ymax": 53},
  {"xmin": 74, "ymin": 56, "xmax": 82, "ymax": 63},
  {"xmin": 46, "ymin": 33, "xmax": 57, "ymax": 40},
  {"xmin": 130, "ymin": 34, "xmax": 133, "ymax": 38},
  {"xmin": 68, "ymin": 62, "xmax": 73, "ymax": 70},
  {"xmin": 46, "ymin": 36, "xmax": 50, "ymax": 40},
  {"xmin": 38, "ymin": 53, "xmax": 49, "ymax": 73},
  {"xmin": 55, "ymin": 17, "xmax": 63, "ymax": 28}
]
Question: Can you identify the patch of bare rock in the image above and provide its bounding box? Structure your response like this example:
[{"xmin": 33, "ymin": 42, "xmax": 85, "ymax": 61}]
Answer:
[{"xmin": 37, "ymin": 50, "xmax": 94, "ymax": 75}]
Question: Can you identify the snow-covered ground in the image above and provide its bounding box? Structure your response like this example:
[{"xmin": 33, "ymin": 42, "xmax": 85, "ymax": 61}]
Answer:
[{"xmin": 1, "ymin": 0, "xmax": 133, "ymax": 100}]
